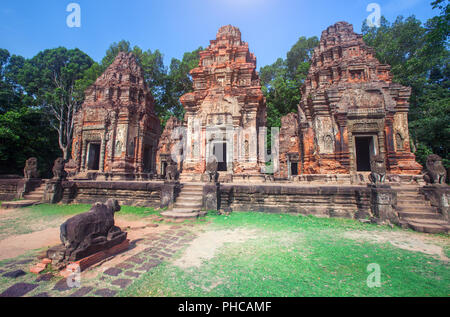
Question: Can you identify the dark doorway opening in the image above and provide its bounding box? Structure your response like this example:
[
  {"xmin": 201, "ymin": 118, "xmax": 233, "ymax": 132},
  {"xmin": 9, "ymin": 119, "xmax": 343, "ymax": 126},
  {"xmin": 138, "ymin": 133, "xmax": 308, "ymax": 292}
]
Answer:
[
  {"xmin": 143, "ymin": 146, "xmax": 153, "ymax": 173},
  {"xmin": 291, "ymin": 162, "xmax": 298, "ymax": 176},
  {"xmin": 213, "ymin": 142, "xmax": 227, "ymax": 172},
  {"xmin": 355, "ymin": 137, "xmax": 372, "ymax": 171},
  {"xmin": 161, "ymin": 161, "xmax": 168, "ymax": 179},
  {"xmin": 87, "ymin": 143, "xmax": 101, "ymax": 171}
]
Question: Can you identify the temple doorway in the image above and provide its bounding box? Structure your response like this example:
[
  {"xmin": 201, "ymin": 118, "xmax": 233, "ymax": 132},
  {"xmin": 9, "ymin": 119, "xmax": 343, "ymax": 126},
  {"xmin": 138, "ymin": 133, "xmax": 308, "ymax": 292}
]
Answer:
[
  {"xmin": 143, "ymin": 146, "xmax": 153, "ymax": 173},
  {"xmin": 87, "ymin": 143, "xmax": 101, "ymax": 171},
  {"xmin": 213, "ymin": 142, "xmax": 227, "ymax": 172},
  {"xmin": 355, "ymin": 136, "xmax": 374, "ymax": 172}
]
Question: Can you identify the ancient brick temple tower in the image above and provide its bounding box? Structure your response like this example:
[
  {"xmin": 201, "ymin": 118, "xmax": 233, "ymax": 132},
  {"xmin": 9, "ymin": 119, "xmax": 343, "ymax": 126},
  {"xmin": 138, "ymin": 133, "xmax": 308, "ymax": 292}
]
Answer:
[
  {"xmin": 279, "ymin": 22, "xmax": 422, "ymax": 178},
  {"xmin": 180, "ymin": 25, "xmax": 267, "ymax": 176},
  {"xmin": 67, "ymin": 52, "xmax": 161, "ymax": 179}
]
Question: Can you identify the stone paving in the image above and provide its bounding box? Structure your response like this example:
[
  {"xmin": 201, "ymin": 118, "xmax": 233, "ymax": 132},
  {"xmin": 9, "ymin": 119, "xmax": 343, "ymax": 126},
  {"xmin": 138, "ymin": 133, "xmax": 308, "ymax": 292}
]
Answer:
[{"xmin": 0, "ymin": 225, "xmax": 197, "ymax": 297}]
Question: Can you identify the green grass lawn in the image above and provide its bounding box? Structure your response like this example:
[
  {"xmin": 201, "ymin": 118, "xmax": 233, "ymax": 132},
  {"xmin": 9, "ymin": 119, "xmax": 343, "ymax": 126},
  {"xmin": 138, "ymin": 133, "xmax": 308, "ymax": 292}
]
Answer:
[
  {"xmin": 120, "ymin": 212, "xmax": 450, "ymax": 297},
  {"xmin": 0, "ymin": 204, "xmax": 448, "ymax": 297}
]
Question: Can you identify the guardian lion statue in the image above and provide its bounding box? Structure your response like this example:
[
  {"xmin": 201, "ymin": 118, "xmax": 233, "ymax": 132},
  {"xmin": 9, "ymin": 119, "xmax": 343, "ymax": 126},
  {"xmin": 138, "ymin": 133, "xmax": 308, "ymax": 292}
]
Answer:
[
  {"xmin": 424, "ymin": 154, "xmax": 447, "ymax": 185},
  {"xmin": 369, "ymin": 155, "xmax": 386, "ymax": 184},
  {"xmin": 52, "ymin": 158, "xmax": 67, "ymax": 180},
  {"xmin": 205, "ymin": 156, "xmax": 219, "ymax": 183},
  {"xmin": 166, "ymin": 159, "xmax": 179, "ymax": 181},
  {"xmin": 24, "ymin": 157, "xmax": 39, "ymax": 179}
]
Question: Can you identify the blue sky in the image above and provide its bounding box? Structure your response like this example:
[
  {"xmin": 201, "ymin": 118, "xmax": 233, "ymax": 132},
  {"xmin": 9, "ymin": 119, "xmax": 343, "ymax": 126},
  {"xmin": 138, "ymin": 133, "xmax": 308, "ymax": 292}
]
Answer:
[{"xmin": 0, "ymin": 0, "xmax": 440, "ymax": 69}]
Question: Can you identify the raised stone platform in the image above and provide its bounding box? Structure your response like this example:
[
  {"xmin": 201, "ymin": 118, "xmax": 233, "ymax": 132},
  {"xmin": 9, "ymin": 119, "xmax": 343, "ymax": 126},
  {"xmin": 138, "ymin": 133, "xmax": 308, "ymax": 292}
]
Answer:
[{"xmin": 62, "ymin": 180, "xmax": 163, "ymax": 207}]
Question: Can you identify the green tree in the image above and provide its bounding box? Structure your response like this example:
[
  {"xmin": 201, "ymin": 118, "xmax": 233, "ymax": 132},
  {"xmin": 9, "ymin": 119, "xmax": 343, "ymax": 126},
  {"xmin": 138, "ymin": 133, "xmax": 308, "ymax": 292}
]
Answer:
[
  {"xmin": 362, "ymin": 4, "xmax": 449, "ymax": 168},
  {"xmin": 17, "ymin": 47, "xmax": 94, "ymax": 160},
  {"xmin": 0, "ymin": 107, "xmax": 60, "ymax": 176},
  {"xmin": 0, "ymin": 49, "xmax": 25, "ymax": 114},
  {"xmin": 260, "ymin": 36, "xmax": 318, "ymax": 130},
  {"xmin": 162, "ymin": 47, "xmax": 202, "ymax": 125}
]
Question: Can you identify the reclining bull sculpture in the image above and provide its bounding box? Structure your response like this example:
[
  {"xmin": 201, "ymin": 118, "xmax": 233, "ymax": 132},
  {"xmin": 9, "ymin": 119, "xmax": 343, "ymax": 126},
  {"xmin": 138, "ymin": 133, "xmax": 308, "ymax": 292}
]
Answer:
[{"xmin": 49, "ymin": 199, "xmax": 127, "ymax": 263}]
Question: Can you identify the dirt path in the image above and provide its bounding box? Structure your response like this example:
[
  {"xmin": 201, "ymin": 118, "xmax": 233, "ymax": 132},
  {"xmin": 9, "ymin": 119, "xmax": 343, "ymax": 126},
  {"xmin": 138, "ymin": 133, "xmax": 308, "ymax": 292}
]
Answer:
[
  {"xmin": 0, "ymin": 208, "xmax": 13, "ymax": 216},
  {"xmin": 173, "ymin": 228, "xmax": 258, "ymax": 269},
  {"xmin": 0, "ymin": 227, "xmax": 61, "ymax": 261},
  {"xmin": 344, "ymin": 230, "xmax": 449, "ymax": 262}
]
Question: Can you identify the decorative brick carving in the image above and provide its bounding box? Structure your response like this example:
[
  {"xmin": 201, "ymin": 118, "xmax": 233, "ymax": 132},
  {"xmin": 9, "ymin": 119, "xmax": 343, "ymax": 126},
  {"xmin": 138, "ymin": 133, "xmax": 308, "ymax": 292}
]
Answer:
[
  {"xmin": 69, "ymin": 52, "xmax": 161, "ymax": 178},
  {"xmin": 290, "ymin": 21, "xmax": 422, "ymax": 175},
  {"xmin": 180, "ymin": 25, "xmax": 267, "ymax": 175}
]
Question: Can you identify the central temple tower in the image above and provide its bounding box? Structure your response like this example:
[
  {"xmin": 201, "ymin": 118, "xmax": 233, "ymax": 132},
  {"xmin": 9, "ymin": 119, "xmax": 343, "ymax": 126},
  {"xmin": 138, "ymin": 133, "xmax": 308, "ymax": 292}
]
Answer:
[{"xmin": 180, "ymin": 25, "xmax": 267, "ymax": 176}]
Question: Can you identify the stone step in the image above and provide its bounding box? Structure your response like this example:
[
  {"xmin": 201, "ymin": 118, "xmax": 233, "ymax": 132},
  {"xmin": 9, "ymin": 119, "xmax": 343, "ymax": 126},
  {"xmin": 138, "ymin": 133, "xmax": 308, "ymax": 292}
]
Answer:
[
  {"xmin": 171, "ymin": 207, "xmax": 201, "ymax": 213},
  {"xmin": 177, "ymin": 195, "xmax": 203, "ymax": 201},
  {"xmin": 23, "ymin": 196, "xmax": 43, "ymax": 201},
  {"xmin": 405, "ymin": 218, "xmax": 448, "ymax": 225},
  {"xmin": 24, "ymin": 193, "xmax": 44, "ymax": 198},
  {"xmin": 160, "ymin": 211, "xmax": 204, "ymax": 219},
  {"xmin": 397, "ymin": 192, "xmax": 423, "ymax": 196},
  {"xmin": 406, "ymin": 221, "xmax": 449, "ymax": 234},
  {"xmin": 397, "ymin": 201, "xmax": 430, "ymax": 207},
  {"xmin": 180, "ymin": 191, "xmax": 203, "ymax": 196},
  {"xmin": 175, "ymin": 202, "xmax": 203, "ymax": 209},
  {"xmin": 182, "ymin": 185, "xmax": 204, "ymax": 190},
  {"xmin": 2, "ymin": 200, "xmax": 40, "ymax": 209},
  {"xmin": 396, "ymin": 206, "xmax": 437, "ymax": 213},
  {"xmin": 398, "ymin": 211, "xmax": 442, "ymax": 220}
]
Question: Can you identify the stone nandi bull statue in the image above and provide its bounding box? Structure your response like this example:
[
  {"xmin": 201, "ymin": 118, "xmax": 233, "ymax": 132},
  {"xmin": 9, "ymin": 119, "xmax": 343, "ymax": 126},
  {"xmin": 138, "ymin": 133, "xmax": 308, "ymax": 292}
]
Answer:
[
  {"xmin": 424, "ymin": 154, "xmax": 447, "ymax": 185},
  {"xmin": 55, "ymin": 199, "xmax": 127, "ymax": 262}
]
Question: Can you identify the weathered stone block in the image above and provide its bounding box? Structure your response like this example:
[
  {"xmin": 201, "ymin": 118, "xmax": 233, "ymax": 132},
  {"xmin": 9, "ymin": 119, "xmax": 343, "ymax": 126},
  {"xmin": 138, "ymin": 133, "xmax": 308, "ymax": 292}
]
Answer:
[{"xmin": 203, "ymin": 183, "xmax": 220, "ymax": 211}]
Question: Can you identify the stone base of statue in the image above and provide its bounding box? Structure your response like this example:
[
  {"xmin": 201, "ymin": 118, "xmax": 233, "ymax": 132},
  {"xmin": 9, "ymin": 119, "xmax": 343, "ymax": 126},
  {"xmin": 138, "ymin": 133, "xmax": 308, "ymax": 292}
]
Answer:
[
  {"xmin": 57, "ymin": 239, "xmax": 130, "ymax": 277},
  {"xmin": 203, "ymin": 182, "xmax": 220, "ymax": 211},
  {"xmin": 368, "ymin": 184, "xmax": 398, "ymax": 225},
  {"xmin": 160, "ymin": 181, "xmax": 180, "ymax": 209},
  {"xmin": 420, "ymin": 184, "xmax": 449, "ymax": 222}
]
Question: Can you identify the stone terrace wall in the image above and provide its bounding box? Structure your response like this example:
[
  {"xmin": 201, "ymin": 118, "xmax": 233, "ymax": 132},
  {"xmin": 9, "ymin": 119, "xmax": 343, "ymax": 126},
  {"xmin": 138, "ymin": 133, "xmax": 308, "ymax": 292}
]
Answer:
[
  {"xmin": 0, "ymin": 178, "xmax": 42, "ymax": 201},
  {"xmin": 0, "ymin": 179, "xmax": 23, "ymax": 201},
  {"xmin": 63, "ymin": 181, "xmax": 162, "ymax": 208},
  {"xmin": 220, "ymin": 184, "xmax": 372, "ymax": 218}
]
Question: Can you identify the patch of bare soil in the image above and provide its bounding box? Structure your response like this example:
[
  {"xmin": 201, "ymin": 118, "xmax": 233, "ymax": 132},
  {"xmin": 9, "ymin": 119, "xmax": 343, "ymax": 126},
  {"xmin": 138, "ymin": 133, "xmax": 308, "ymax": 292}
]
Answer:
[
  {"xmin": 343, "ymin": 230, "xmax": 449, "ymax": 262},
  {"xmin": 0, "ymin": 227, "xmax": 61, "ymax": 261},
  {"xmin": 0, "ymin": 208, "xmax": 13, "ymax": 216},
  {"xmin": 173, "ymin": 228, "xmax": 258, "ymax": 269}
]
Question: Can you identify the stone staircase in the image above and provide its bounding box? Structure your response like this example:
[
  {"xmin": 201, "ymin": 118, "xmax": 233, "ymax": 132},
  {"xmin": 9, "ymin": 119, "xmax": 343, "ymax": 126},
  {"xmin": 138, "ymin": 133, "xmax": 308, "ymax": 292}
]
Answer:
[
  {"xmin": 23, "ymin": 182, "xmax": 46, "ymax": 201},
  {"xmin": 161, "ymin": 183, "xmax": 205, "ymax": 219},
  {"xmin": 2, "ymin": 182, "xmax": 45, "ymax": 209},
  {"xmin": 396, "ymin": 186, "xmax": 449, "ymax": 234}
]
